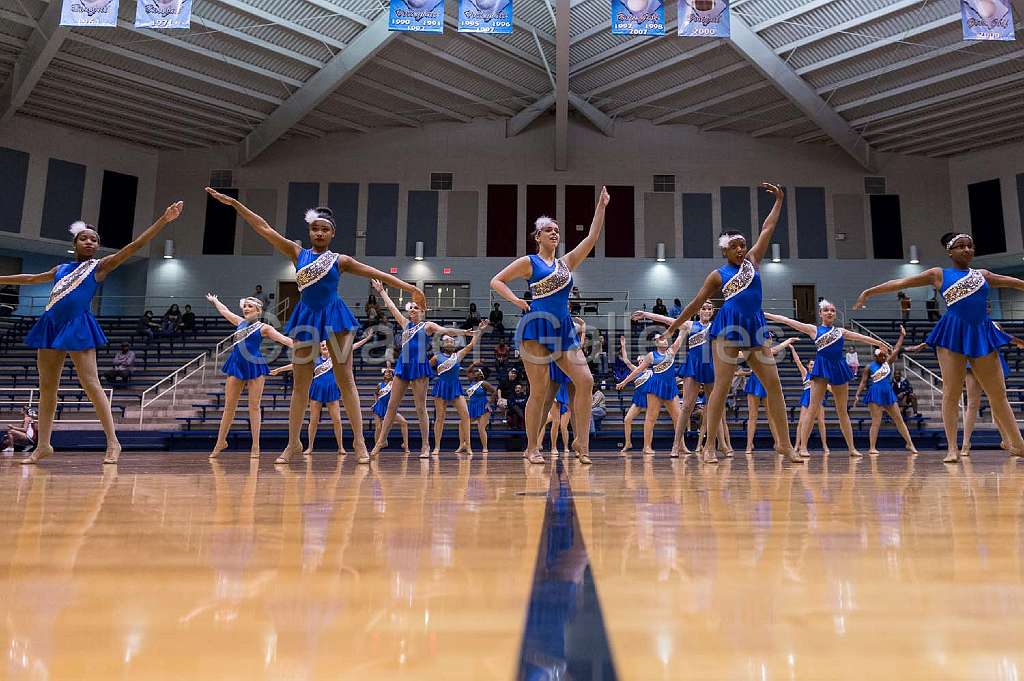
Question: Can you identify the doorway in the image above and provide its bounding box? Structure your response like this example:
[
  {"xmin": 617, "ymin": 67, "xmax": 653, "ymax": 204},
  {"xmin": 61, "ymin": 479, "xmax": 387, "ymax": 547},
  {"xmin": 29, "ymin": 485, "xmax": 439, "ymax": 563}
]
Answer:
[
  {"xmin": 793, "ymin": 284, "xmax": 817, "ymax": 324},
  {"xmin": 277, "ymin": 281, "xmax": 298, "ymax": 324}
]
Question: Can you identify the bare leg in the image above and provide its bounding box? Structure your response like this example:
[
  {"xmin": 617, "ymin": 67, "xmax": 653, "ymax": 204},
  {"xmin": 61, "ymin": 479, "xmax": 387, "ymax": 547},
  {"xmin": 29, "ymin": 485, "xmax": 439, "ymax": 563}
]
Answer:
[
  {"xmin": 867, "ymin": 403, "xmax": 882, "ymax": 454},
  {"xmin": 520, "ymin": 340, "xmax": 553, "ymax": 464},
  {"xmin": 325, "ymin": 331, "xmax": 366, "ymax": 460},
  {"xmin": 396, "ymin": 413, "xmax": 410, "ymax": 452},
  {"xmin": 433, "ymin": 396, "xmax": 447, "ymax": 455},
  {"xmin": 702, "ymin": 341, "xmax": 741, "ymax": 464},
  {"xmin": 453, "ymin": 397, "xmax": 472, "ymax": 454},
  {"xmin": 816, "ymin": 406, "xmax": 830, "ymax": 454},
  {"xmin": 327, "ymin": 401, "xmax": 346, "ymax": 455},
  {"xmin": 962, "ymin": 372, "xmax": 981, "ymax": 456},
  {"xmin": 213, "ymin": 376, "xmax": 243, "ymax": 458},
  {"xmin": 280, "ymin": 341, "xmax": 315, "ymax": 463},
  {"xmin": 371, "ymin": 377, "xmax": 411, "ymax": 459},
  {"xmin": 553, "ymin": 347, "xmax": 594, "ymax": 464},
  {"xmin": 642, "ymin": 395, "xmax": 660, "ymax": 455},
  {"xmin": 719, "ymin": 413, "xmax": 733, "ymax": 454},
  {"xmin": 745, "ymin": 394, "xmax": 760, "ymax": 453},
  {"xmin": 22, "ymin": 349, "xmax": 65, "ymax": 464},
  {"xmin": 796, "ymin": 406, "xmax": 811, "ymax": 456},
  {"xmin": 374, "ymin": 415, "xmax": 383, "ymax": 448},
  {"xmin": 885, "ymin": 404, "xmax": 917, "ymax": 453},
  {"xmin": 746, "ymin": 348, "xmax": 798, "ymax": 461},
  {"xmin": 621, "ymin": 404, "xmax": 640, "ymax": 453},
  {"xmin": 410, "ymin": 378, "xmax": 431, "ymax": 458},
  {"xmin": 69, "ymin": 349, "xmax": 121, "ymax": 464},
  {"xmin": 544, "ymin": 406, "xmax": 558, "ymax": 454},
  {"xmin": 477, "ymin": 412, "xmax": 490, "ymax": 453},
  {"xmin": 558, "ymin": 411, "xmax": 570, "ymax": 455},
  {"xmin": 831, "ymin": 383, "xmax": 859, "ymax": 456},
  {"xmin": 936, "ymin": 348, "xmax": 969, "ymax": 462},
  {"xmin": 247, "ymin": 375, "xmax": 265, "ymax": 458},
  {"xmin": 305, "ymin": 400, "xmax": 323, "ymax": 455},
  {"xmin": 676, "ymin": 379, "xmax": 700, "ymax": 454},
  {"xmin": 662, "ymin": 396, "xmax": 682, "ymax": 458},
  {"xmin": 969, "ymin": 352, "xmax": 1024, "ymax": 456}
]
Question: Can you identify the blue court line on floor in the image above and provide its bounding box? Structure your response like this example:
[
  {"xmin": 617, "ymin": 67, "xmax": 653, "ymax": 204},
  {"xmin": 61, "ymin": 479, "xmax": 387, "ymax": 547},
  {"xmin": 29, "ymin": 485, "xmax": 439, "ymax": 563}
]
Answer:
[{"xmin": 516, "ymin": 458, "xmax": 618, "ymax": 681}]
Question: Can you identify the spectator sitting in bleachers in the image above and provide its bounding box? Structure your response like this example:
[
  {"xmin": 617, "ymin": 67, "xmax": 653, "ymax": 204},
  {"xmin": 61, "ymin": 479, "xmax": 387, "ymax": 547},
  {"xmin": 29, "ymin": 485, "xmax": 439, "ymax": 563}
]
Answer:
[
  {"xmin": 364, "ymin": 298, "xmax": 382, "ymax": 328},
  {"xmin": 2, "ymin": 407, "xmax": 37, "ymax": 453},
  {"xmin": 463, "ymin": 302, "xmax": 481, "ymax": 330},
  {"xmin": 489, "ymin": 303, "xmax": 505, "ymax": 335},
  {"xmin": 160, "ymin": 304, "xmax": 182, "ymax": 338},
  {"xmin": 652, "ymin": 298, "xmax": 668, "ymax": 316},
  {"xmin": 181, "ymin": 304, "xmax": 196, "ymax": 335},
  {"xmin": 104, "ymin": 342, "xmax": 136, "ymax": 385},
  {"xmin": 494, "ymin": 339, "xmax": 510, "ymax": 370},
  {"xmin": 669, "ymin": 298, "xmax": 682, "ymax": 318},
  {"xmin": 893, "ymin": 369, "xmax": 919, "ymax": 417},
  {"xmin": 499, "ymin": 367, "xmax": 522, "ymax": 398},
  {"xmin": 507, "ymin": 383, "xmax": 528, "ymax": 430},
  {"xmin": 591, "ymin": 385, "xmax": 606, "ymax": 433},
  {"xmin": 136, "ymin": 310, "xmax": 160, "ymax": 343}
]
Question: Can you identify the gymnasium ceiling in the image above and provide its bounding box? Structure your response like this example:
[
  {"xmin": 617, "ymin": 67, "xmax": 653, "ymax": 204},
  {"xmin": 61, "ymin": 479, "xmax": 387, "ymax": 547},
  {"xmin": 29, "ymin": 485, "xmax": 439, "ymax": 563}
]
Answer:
[{"xmin": 0, "ymin": 0, "xmax": 1021, "ymax": 165}]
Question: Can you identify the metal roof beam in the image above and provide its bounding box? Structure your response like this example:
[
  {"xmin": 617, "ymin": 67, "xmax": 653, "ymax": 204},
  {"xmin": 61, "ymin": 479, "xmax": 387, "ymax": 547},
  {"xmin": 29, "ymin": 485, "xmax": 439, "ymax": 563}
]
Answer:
[
  {"xmin": 399, "ymin": 37, "xmax": 541, "ymax": 96},
  {"xmin": 583, "ymin": 41, "xmax": 721, "ymax": 97},
  {"xmin": 555, "ymin": 0, "xmax": 569, "ymax": 170},
  {"xmin": 620, "ymin": 61, "xmax": 748, "ymax": 118},
  {"xmin": 330, "ymin": 94, "xmax": 420, "ymax": 127},
  {"xmin": 772, "ymin": 0, "xmax": 924, "ymax": 55},
  {"xmin": 728, "ymin": 12, "xmax": 874, "ymax": 170},
  {"xmin": 189, "ymin": 16, "xmax": 325, "ymax": 68},
  {"xmin": 352, "ymin": 74, "xmax": 473, "ymax": 122},
  {"xmin": 0, "ymin": 0, "xmax": 67, "ymax": 123},
  {"xmin": 700, "ymin": 98, "xmax": 787, "ymax": 132},
  {"xmin": 373, "ymin": 57, "xmax": 517, "ymax": 116},
  {"xmin": 506, "ymin": 92, "xmax": 555, "ymax": 136},
  {"xmin": 238, "ymin": 13, "xmax": 397, "ymax": 164},
  {"xmin": 655, "ymin": 81, "xmax": 773, "ymax": 125}
]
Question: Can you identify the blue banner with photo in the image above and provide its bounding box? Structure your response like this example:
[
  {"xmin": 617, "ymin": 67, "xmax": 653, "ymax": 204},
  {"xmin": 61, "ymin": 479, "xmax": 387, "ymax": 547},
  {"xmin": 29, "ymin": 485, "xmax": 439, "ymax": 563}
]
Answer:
[
  {"xmin": 677, "ymin": 0, "xmax": 730, "ymax": 38},
  {"xmin": 611, "ymin": 0, "xmax": 665, "ymax": 36},
  {"xmin": 60, "ymin": 0, "xmax": 119, "ymax": 26},
  {"xmin": 961, "ymin": 0, "xmax": 1015, "ymax": 41},
  {"xmin": 457, "ymin": 0, "xmax": 513, "ymax": 34},
  {"xmin": 388, "ymin": 0, "xmax": 444, "ymax": 33},
  {"xmin": 135, "ymin": 0, "xmax": 192, "ymax": 28}
]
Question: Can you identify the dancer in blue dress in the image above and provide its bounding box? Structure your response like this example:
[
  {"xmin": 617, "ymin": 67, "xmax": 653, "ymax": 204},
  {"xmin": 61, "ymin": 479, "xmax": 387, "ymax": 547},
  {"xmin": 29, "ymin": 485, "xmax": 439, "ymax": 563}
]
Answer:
[
  {"xmin": 0, "ymin": 202, "xmax": 184, "ymax": 465},
  {"xmin": 788, "ymin": 346, "xmax": 830, "ymax": 457},
  {"xmin": 616, "ymin": 330, "xmax": 685, "ymax": 457},
  {"xmin": 271, "ymin": 335, "xmax": 372, "ymax": 457},
  {"xmin": 767, "ymin": 301, "xmax": 888, "ymax": 458},
  {"xmin": 543, "ymin": 383, "xmax": 572, "ymax": 456},
  {"xmin": 206, "ymin": 293, "xmax": 293, "ymax": 459},
  {"xmin": 491, "ymin": 187, "xmax": 609, "ymax": 465},
  {"xmin": 371, "ymin": 279, "xmax": 485, "ymax": 460},
  {"xmin": 536, "ymin": 317, "xmax": 588, "ymax": 458},
  {"xmin": 207, "ymin": 190, "xmax": 424, "ymax": 465},
  {"xmin": 856, "ymin": 232, "xmax": 1024, "ymax": 462},
  {"xmin": 663, "ymin": 184, "xmax": 799, "ymax": 463},
  {"xmin": 430, "ymin": 325, "xmax": 486, "ymax": 456},
  {"xmin": 854, "ymin": 326, "xmax": 918, "ymax": 455},
  {"xmin": 370, "ymin": 366, "xmax": 410, "ymax": 454},
  {"xmin": 617, "ymin": 336, "xmax": 651, "ymax": 454},
  {"xmin": 465, "ymin": 364, "xmax": 497, "ymax": 453}
]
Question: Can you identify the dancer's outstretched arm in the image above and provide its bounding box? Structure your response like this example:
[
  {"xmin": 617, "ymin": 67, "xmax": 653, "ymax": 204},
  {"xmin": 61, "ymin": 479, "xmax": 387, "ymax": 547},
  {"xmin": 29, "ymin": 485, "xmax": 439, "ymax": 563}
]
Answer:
[
  {"xmin": 633, "ymin": 310, "xmax": 673, "ymax": 326},
  {"xmin": 764, "ymin": 312, "xmax": 816, "ymax": 339},
  {"xmin": 425, "ymin": 320, "xmax": 489, "ymax": 338},
  {"xmin": 747, "ymin": 183, "xmax": 783, "ymax": 266},
  {"xmin": 788, "ymin": 345, "xmax": 807, "ymax": 378},
  {"xmin": 455, "ymin": 326, "xmax": 485, "ymax": 361},
  {"xmin": 345, "ymin": 259, "xmax": 425, "ymax": 309},
  {"xmin": 889, "ymin": 325, "xmax": 907, "ymax": 361},
  {"xmin": 619, "ymin": 336, "xmax": 637, "ymax": 372},
  {"xmin": 665, "ymin": 272, "xmax": 722, "ymax": 335},
  {"xmin": 669, "ymin": 329, "xmax": 686, "ymax": 355},
  {"xmin": 270, "ymin": 364, "xmax": 293, "ymax": 376},
  {"xmin": 843, "ymin": 330, "xmax": 891, "ymax": 352},
  {"xmin": 353, "ymin": 335, "xmax": 372, "ymax": 351},
  {"xmin": 854, "ymin": 366, "xmax": 870, "ymax": 402},
  {"xmin": 616, "ymin": 353, "xmax": 653, "ymax": 390},
  {"xmin": 982, "ymin": 271, "xmax": 1024, "ymax": 291},
  {"xmin": 854, "ymin": 269, "xmax": 942, "ymax": 309},
  {"xmin": 98, "ymin": 201, "xmax": 183, "ymax": 278},
  {"xmin": 260, "ymin": 325, "xmax": 294, "ymax": 348},
  {"xmin": 564, "ymin": 186, "xmax": 610, "ymax": 270},
  {"xmin": 768, "ymin": 337, "xmax": 797, "ymax": 356},
  {"xmin": 371, "ymin": 280, "xmax": 409, "ymax": 328},
  {"xmin": 206, "ymin": 293, "xmax": 243, "ymax": 326},
  {"xmin": 490, "ymin": 257, "xmax": 533, "ymax": 312},
  {"xmin": 0, "ymin": 268, "xmax": 57, "ymax": 286},
  {"xmin": 206, "ymin": 188, "xmax": 299, "ymax": 261}
]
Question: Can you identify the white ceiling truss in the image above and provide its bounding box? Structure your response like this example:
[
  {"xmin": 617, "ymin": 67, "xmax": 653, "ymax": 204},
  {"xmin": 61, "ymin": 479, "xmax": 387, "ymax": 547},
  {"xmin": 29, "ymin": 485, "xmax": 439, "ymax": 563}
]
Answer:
[{"xmin": 0, "ymin": 0, "xmax": 1019, "ymax": 163}]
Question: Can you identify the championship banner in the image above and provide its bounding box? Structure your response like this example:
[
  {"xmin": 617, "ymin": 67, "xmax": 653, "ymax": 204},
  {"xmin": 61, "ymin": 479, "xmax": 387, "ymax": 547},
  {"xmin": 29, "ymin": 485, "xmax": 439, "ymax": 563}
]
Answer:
[
  {"xmin": 457, "ymin": 0, "xmax": 513, "ymax": 34},
  {"xmin": 611, "ymin": 0, "xmax": 665, "ymax": 36},
  {"xmin": 388, "ymin": 0, "xmax": 444, "ymax": 33},
  {"xmin": 135, "ymin": 0, "xmax": 192, "ymax": 28},
  {"xmin": 678, "ymin": 0, "xmax": 730, "ymax": 38},
  {"xmin": 60, "ymin": 0, "xmax": 119, "ymax": 27},
  {"xmin": 961, "ymin": 0, "xmax": 1015, "ymax": 41}
]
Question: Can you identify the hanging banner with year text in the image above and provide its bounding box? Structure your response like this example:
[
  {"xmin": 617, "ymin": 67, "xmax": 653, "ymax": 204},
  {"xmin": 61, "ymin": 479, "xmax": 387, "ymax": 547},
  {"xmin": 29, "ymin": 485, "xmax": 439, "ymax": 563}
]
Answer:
[
  {"xmin": 457, "ymin": 0, "xmax": 513, "ymax": 34},
  {"xmin": 677, "ymin": 0, "xmax": 730, "ymax": 38},
  {"xmin": 135, "ymin": 0, "xmax": 192, "ymax": 28},
  {"xmin": 60, "ymin": 0, "xmax": 119, "ymax": 26},
  {"xmin": 961, "ymin": 0, "xmax": 1015, "ymax": 41},
  {"xmin": 611, "ymin": 0, "xmax": 665, "ymax": 36},
  {"xmin": 388, "ymin": 0, "xmax": 444, "ymax": 33}
]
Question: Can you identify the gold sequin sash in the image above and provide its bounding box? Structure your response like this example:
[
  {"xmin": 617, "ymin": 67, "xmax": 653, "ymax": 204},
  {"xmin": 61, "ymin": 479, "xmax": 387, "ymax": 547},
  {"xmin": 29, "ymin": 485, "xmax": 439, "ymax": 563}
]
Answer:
[
  {"xmin": 313, "ymin": 357, "xmax": 334, "ymax": 380},
  {"xmin": 376, "ymin": 382, "xmax": 392, "ymax": 400},
  {"xmin": 530, "ymin": 258, "xmax": 571, "ymax": 299},
  {"xmin": 228, "ymin": 322, "xmax": 262, "ymax": 351},
  {"xmin": 943, "ymin": 269, "xmax": 984, "ymax": 307},
  {"xmin": 402, "ymin": 322, "xmax": 426, "ymax": 347},
  {"xmin": 688, "ymin": 326, "xmax": 708, "ymax": 350},
  {"xmin": 436, "ymin": 353, "xmax": 459, "ymax": 374},
  {"xmin": 295, "ymin": 251, "xmax": 338, "ymax": 291},
  {"xmin": 634, "ymin": 370, "xmax": 652, "ymax": 387},
  {"xmin": 815, "ymin": 326, "xmax": 843, "ymax": 352},
  {"xmin": 653, "ymin": 352, "xmax": 675, "ymax": 373},
  {"xmin": 870, "ymin": 362, "xmax": 891, "ymax": 384},
  {"xmin": 466, "ymin": 381, "xmax": 484, "ymax": 398},
  {"xmin": 45, "ymin": 259, "xmax": 99, "ymax": 312},
  {"xmin": 721, "ymin": 259, "xmax": 755, "ymax": 301}
]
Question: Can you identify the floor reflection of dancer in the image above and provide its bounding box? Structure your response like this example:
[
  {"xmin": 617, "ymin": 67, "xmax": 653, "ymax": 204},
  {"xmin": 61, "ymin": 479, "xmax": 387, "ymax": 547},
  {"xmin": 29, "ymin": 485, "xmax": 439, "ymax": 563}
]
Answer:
[
  {"xmin": 617, "ymin": 335, "xmax": 651, "ymax": 454},
  {"xmin": 371, "ymin": 365, "xmax": 411, "ymax": 454},
  {"xmin": 206, "ymin": 189, "xmax": 424, "ymax": 465},
  {"xmin": 0, "ymin": 202, "xmax": 183, "ymax": 464},
  {"xmin": 465, "ymin": 363, "xmax": 497, "ymax": 454},
  {"xmin": 767, "ymin": 302, "xmax": 888, "ymax": 458},
  {"xmin": 788, "ymin": 345, "xmax": 830, "ymax": 456},
  {"xmin": 853, "ymin": 325, "xmax": 918, "ymax": 455},
  {"xmin": 370, "ymin": 279, "xmax": 481, "ymax": 460},
  {"xmin": 662, "ymin": 184, "xmax": 800, "ymax": 464},
  {"xmin": 616, "ymin": 328, "xmax": 685, "ymax": 457},
  {"xmin": 271, "ymin": 336, "xmax": 371, "ymax": 456},
  {"xmin": 207, "ymin": 293, "xmax": 293, "ymax": 459},
  {"xmin": 855, "ymin": 231, "xmax": 1024, "ymax": 462},
  {"xmin": 491, "ymin": 188, "xmax": 609, "ymax": 465},
  {"xmin": 430, "ymin": 324, "xmax": 487, "ymax": 456}
]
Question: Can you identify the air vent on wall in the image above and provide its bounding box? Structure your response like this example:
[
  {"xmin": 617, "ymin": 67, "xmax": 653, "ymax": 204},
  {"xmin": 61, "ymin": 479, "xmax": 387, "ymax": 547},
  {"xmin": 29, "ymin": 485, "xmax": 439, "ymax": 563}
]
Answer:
[
  {"xmin": 653, "ymin": 175, "xmax": 675, "ymax": 193},
  {"xmin": 430, "ymin": 172, "xmax": 453, "ymax": 191},
  {"xmin": 210, "ymin": 170, "xmax": 234, "ymax": 188},
  {"xmin": 864, "ymin": 176, "xmax": 886, "ymax": 195}
]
